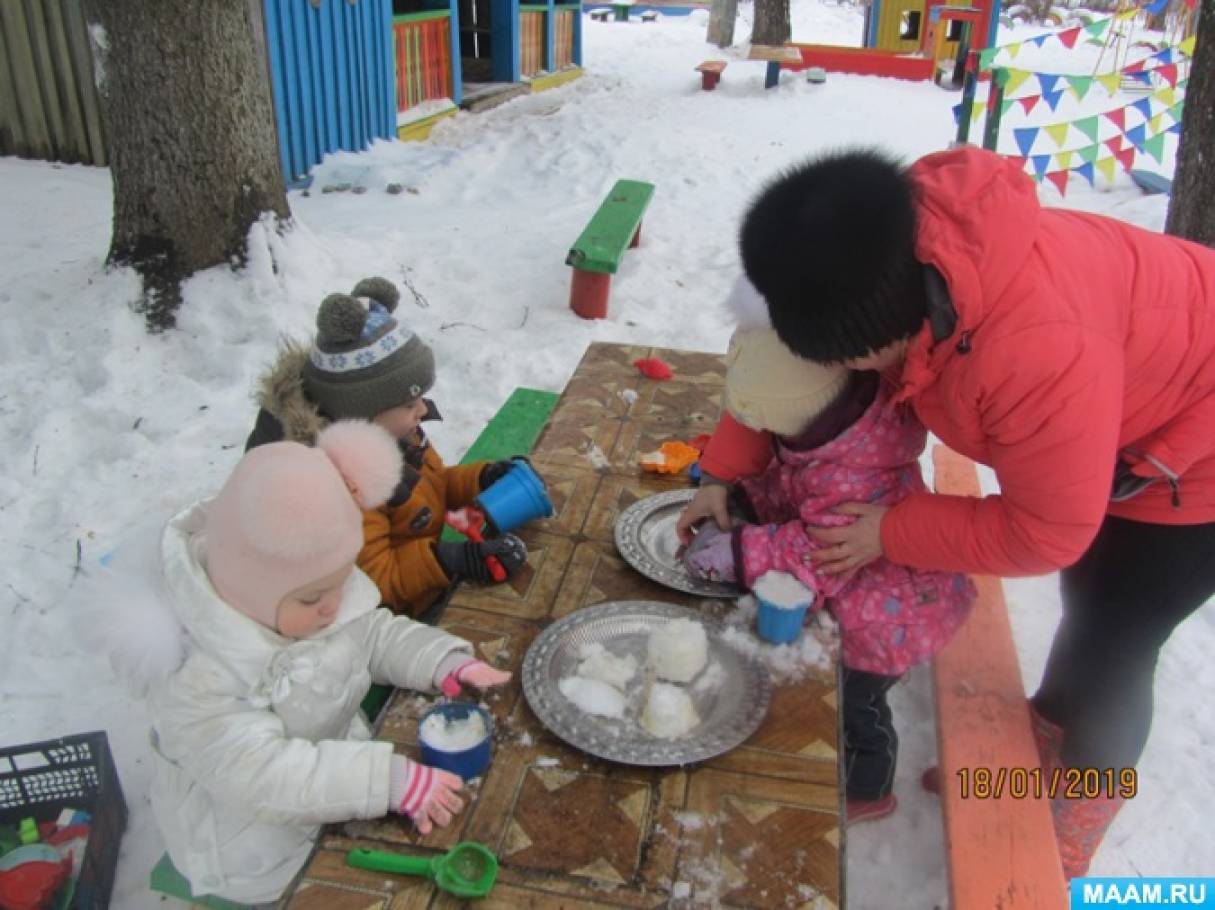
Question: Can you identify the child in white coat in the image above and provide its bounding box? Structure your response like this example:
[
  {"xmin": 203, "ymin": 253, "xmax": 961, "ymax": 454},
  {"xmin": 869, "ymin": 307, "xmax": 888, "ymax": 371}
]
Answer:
[{"xmin": 99, "ymin": 421, "xmax": 509, "ymax": 904}]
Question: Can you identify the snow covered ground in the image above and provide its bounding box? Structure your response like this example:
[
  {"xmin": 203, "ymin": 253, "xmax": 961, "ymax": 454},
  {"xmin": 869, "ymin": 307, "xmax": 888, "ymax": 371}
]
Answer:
[{"xmin": 0, "ymin": 1, "xmax": 1210, "ymax": 906}]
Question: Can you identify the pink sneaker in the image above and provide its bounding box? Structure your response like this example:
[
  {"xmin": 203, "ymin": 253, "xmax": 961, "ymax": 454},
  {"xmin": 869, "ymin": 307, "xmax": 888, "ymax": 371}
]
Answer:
[{"xmin": 846, "ymin": 793, "xmax": 898, "ymax": 824}]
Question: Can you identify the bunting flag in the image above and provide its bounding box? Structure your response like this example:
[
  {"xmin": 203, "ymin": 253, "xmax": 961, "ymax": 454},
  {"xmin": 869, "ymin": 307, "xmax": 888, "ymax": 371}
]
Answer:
[
  {"xmin": 1009, "ymin": 156, "xmax": 1029, "ymax": 173},
  {"xmin": 1127, "ymin": 71, "xmax": 1154, "ymax": 86},
  {"xmin": 1143, "ymin": 133, "xmax": 1166, "ymax": 163},
  {"xmin": 1180, "ymin": 36, "xmax": 1197, "ymax": 57},
  {"xmin": 1115, "ymin": 146, "xmax": 1136, "ymax": 171},
  {"xmin": 1019, "ymin": 95, "xmax": 1040, "ymax": 114},
  {"xmin": 1125, "ymin": 123, "xmax": 1147, "ymax": 150},
  {"xmin": 1003, "ymin": 69, "xmax": 1033, "ymax": 95},
  {"xmin": 952, "ymin": 103, "xmax": 961, "ymax": 125},
  {"xmin": 1168, "ymin": 121, "xmax": 1183, "ymax": 134},
  {"xmin": 1066, "ymin": 75, "xmax": 1093, "ymax": 100},
  {"xmin": 972, "ymin": 103, "xmax": 986, "ymax": 125},
  {"xmin": 1167, "ymin": 101, "xmax": 1184, "ymax": 122},
  {"xmin": 1149, "ymin": 113, "xmax": 1164, "ymax": 133},
  {"xmin": 1075, "ymin": 115, "xmax": 1100, "ymax": 143},
  {"xmin": 1154, "ymin": 87, "xmax": 1177, "ymax": 107},
  {"xmin": 1078, "ymin": 144, "xmax": 1100, "ymax": 165},
  {"xmin": 1043, "ymin": 89, "xmax": 1065, "ymax": 111},
  {"xmin": 1032, "ymin": 34, "xmax": 1050, "ymax": 48},
  {"xmin": 1085, "ymin": 18, "xmax": 1111, "ymax": 40},
  {"xmin": 1058, "ymin": 27, "xmax": 1080, "ymax": 49},
  {"xmin": 1046, "ymin": 170, "xmax": 1070, "ymax": 196},
  {"xmin": 1076, "ymin": 161, "xmax": 1096, "ymax": 187},
  {"xmin": 1098, "ymin": 73, "xmax": 1123, "ymax": 95},
  {"xmin": 1131, "ymin": 98, "xmax": 1154, "ymax": 120},
  {"xmin": 1104, "ymin": 108, "xmax": 1128, "ymax": 132},
  {"xmin": 1096, "ymin": 156, "xmax": 1118, "ymax": 183},
  {"xmin": 1001, "ymin": 98, "xmax": 1017, "ymax": 117},
  {"xmin": 1116, "ymin": 6, "xmax": 1138, "ymax": 19},
  {"xmin": 1104, "ymin": 136, "xmax": 1124, "ymax": 155},
  {"xmin": 1142, "ymin": 0, "xmax": 1169, "ymax": 15},
  {"xmin": 1037, "ymin": 73, "xmax": 1060, "ymax": 95},
  {"xmin": 980, "ymin": 47, "xmax": 997, "ymax": 70},
  {"xmin": 1015, "ymin": 126, "xmax": 1040, "ymax": 157},
  {"xmin": 1045, "ymin": 123, "xmax": 1071, "ymax": 148},
  {"xmin": 1055, "ymin": 150, "xmax": 1075, "ymax": 170},
  {"xmin": 1032, "ymin": 154, "xmax": 1052, "ymax": 180},
  {"xmin": 1007, "ymin": 42, "xmax": 1023, "ymax": 59},
  {"xmin": 1156, "ymin": 63, "xmax": 1179, "ymax": 86}
]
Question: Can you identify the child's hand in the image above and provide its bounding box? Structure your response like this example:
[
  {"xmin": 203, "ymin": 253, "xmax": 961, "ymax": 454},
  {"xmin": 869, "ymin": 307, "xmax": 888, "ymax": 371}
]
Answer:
[
  {"xmin": 389, "ymin": 756, "xmax": 465, "ymax": 835},
  {"xmin": 440, "ymin": 659, "xmax": 513, "ymax": 697},
  {"xmin": 676, "ymin": 484, "xmax": 732, "ymax": 545},
  {"xmin": 434, "ymin": 536, "xmax": 528, "ymax": 584},
  {"xmin": 479, "ymin": 459, "xmax": 516, "ymax": 489},
  {"xmin": 682, "ymin": 523, "xmax": 738, "ymax": 583}
]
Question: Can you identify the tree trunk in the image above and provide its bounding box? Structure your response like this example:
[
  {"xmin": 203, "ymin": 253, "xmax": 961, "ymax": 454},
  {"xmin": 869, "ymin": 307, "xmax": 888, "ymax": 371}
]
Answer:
[
  {"xmin": 751, "ymin": 0, "xmax": 790, "ymax": 46},
  {"xmin": 84, "ymin": 0, "xmax": 289, "ymax": 330},
  {"xmin": 1165, "ymin": 0, "xmax": 1215, "ymax": 246},
  {"xmin": 707, "ymin": 0, "xmax": 739, "ymax": 47}
]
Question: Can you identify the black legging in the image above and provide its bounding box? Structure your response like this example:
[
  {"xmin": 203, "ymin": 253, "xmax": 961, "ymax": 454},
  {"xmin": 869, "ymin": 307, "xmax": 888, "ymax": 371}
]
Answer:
[
  {"xmin": 843, "ymin": 667, "xmax": 900, "ymax": 800},
  {"xmin": 1031, "ymin": 515, "xmax": 1215, "ymax": 771}
]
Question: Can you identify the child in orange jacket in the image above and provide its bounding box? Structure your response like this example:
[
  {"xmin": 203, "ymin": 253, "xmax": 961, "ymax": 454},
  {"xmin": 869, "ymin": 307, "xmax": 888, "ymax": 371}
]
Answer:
[{"xmin": 246, "ymin": 277, "xmax": 530, "ymax": 617}]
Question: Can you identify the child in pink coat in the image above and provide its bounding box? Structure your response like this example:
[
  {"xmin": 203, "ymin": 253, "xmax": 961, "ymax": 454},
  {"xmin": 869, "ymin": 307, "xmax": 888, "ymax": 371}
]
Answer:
[{"xmin": 683, "ymin": 291, "xmax": 975, "ymax": 823}]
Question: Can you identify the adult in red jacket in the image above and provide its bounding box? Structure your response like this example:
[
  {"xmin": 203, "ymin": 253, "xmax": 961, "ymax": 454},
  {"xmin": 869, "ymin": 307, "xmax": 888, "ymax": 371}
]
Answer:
[{"xmin": 680, "ymin": 146, "xmax": 1215, "ymax": 878}]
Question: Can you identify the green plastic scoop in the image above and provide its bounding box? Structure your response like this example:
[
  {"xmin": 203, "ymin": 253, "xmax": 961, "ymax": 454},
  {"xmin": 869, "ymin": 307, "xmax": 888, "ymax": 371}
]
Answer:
[{"xmin": 346, "ymin": 842, "xmax": 498, "ymax": 899}]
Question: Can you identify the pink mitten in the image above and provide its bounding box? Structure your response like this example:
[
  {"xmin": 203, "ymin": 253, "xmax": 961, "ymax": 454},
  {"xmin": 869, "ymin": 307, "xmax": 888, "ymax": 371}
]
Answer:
[
  {"xmin": 389, "ymin": 755, "xmax": 465, "ymax": 835},
  {"xmin": 682, "ymin": 523, "xmax": 739, "ymax": 583},
  {"xmin": 440, "ymin": 659, "xmax": 513, "ymax": 697}
]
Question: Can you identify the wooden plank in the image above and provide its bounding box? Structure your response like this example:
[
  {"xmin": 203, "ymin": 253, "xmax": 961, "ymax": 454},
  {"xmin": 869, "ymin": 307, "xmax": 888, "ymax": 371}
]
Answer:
[
  {"xmin": 1, "ymin": 0, "xmax": 53, "ymax": 159},
  {"xmin": 930, "ymin": 444, "xmax": 1067, "ymax": 910},
  {"xmin": 746, "ymin": 42, "xmax": 802, "ymax": 62},
  {"xmin": 565, "ymin": 179, "xmax": 655, "ymax": 275}
]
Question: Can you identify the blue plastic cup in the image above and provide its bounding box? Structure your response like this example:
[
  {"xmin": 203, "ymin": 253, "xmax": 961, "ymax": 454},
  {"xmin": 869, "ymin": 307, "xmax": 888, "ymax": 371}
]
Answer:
[
  {"xmin": 755, "ymin": 595, "xmax": 812, "ymax": 645},
  {"xmin": 476, "ymin": 458, "xmax": 553, "ymax": 535},
  {"xmin": 418, "ymin": 703, "xmax": 494, "ymax": 781}
]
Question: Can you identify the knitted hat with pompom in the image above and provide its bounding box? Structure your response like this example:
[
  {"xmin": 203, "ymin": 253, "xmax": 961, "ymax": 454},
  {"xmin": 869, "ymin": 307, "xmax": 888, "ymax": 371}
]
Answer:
[
  {"xmin": 302, "ymin": 277, "xmax": 436, "ymax": 421},
  {"xmin": 204, "ymin": 421, "xmax": 403, "ymax": 630}
]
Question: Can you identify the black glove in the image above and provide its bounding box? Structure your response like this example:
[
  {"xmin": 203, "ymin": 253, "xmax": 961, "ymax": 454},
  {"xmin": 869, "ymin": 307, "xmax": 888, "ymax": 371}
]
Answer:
[
  {"xmin": 479, "ymin": 458, "xmax": 525, "ymax": 489},
  {"xmin": 433, "ymin": 535, "xmax": 528, "ymax": 584}
]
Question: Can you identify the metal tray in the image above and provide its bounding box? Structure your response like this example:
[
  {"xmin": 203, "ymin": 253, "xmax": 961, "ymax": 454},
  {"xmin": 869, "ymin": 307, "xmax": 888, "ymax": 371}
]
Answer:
[
  {"xmin": 522, "ymin": 601, "xmax": 771, "ymax": 766},
  {"xmin": 614, "ymin": 489, "xmax": 742, "ymax": 598}
]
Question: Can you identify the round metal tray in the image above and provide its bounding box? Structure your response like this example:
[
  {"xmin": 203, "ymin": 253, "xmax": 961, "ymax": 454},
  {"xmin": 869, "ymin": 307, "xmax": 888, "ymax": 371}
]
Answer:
[
  {"xmin": 522, "ymin": 601, "xmax": 771, "ymax": 766},
  {"xmin": 614, "ymin": 489, "xmax": 742, "ymax": 598}
]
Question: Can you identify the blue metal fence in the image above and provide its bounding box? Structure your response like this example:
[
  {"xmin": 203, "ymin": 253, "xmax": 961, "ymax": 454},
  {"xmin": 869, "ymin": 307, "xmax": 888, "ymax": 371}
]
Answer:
[{"xmin": 262, "ymin": 0, "xmax": 396, "ymax": 184}]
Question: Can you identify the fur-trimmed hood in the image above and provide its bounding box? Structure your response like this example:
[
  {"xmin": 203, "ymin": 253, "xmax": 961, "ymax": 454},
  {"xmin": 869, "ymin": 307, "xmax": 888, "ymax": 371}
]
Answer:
[{"xmin": 256, "ymin": 342, "xmax": 328, "ymax": 444}]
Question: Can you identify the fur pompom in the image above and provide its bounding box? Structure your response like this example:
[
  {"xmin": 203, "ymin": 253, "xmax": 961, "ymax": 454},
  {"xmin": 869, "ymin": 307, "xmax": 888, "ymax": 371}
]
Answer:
[
  {"xmin": 317, "ymin": 420, "xmax": 404, "ymax": 509},
  {"xmin": 77, "ymin": 520, "xmax": 186, "ymax": 695},
  {"xmin": 351, "ymin": 276, "xmax": 400, "ymax": 313},
  {"xmin": 724, "ymin": 274, "xmax": 772, "ymax": 329},
  {"xmin": 315, "ymin": 293, "xmax": 367, "ymax": 346}
]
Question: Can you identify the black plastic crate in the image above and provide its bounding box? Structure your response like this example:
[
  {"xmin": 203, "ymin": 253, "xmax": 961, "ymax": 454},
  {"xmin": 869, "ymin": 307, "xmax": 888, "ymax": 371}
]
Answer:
[{"xmin": 0, "ymin": 732, "xmax": 128, "ymax": 909}]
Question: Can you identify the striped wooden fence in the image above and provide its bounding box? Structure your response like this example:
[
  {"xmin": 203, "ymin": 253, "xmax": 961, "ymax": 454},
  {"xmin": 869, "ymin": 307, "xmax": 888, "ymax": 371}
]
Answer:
[
  {"xmin": 0, "ymin": 0, "xmax": 106, "ymax": 166},
  {"xmin": 520, "ymin": 9, "xmax": 545, "ymax": 77},
  {"xmin": 393, "ymin": 13, "xmax": 454, "ymax": 112},
  {"xmin": 554, "ymin": 8, "xmax": 575, "ymax": 69},
  {"xmin": 262, "ymin": 0, "xmax": 396, "ymax": 183}
]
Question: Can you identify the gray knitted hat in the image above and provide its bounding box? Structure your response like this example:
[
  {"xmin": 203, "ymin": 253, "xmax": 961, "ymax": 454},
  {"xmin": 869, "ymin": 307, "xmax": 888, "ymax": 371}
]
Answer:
[{"xmin": 302, "ymin": 277, "xmax": 436, "ymax": 421}]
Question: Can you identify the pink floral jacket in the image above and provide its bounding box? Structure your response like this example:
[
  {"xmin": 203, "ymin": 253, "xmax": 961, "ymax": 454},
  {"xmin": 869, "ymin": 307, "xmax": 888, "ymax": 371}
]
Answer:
[{"xmin": 738, "ymin": 389, "xmax": 976, "ymax": 675}]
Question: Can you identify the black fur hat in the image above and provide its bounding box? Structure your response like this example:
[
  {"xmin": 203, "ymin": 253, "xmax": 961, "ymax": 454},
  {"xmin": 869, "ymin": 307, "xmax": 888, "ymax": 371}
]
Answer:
[{"xmin": 739, "ymin": 147, "xmax": 927, "ymax": 363}]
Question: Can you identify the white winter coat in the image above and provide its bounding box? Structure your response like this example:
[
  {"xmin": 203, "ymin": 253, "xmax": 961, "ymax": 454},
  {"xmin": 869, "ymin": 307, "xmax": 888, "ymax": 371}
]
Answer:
[{"xmin": 146, "ymin": 503, "xmax": 471, "ymax": 903}]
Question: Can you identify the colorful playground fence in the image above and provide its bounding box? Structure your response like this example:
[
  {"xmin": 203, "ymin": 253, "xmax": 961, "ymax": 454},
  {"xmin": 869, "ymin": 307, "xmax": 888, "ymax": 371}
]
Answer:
[{"xmin": 393, "ymin": 13, "xmax": 454, "ymax": 112}]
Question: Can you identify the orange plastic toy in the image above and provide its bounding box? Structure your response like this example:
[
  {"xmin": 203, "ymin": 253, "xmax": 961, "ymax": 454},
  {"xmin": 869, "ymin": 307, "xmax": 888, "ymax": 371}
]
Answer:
[{"xmin": 639, "ymin": 441, "xmax": 701, "ymax": 475}]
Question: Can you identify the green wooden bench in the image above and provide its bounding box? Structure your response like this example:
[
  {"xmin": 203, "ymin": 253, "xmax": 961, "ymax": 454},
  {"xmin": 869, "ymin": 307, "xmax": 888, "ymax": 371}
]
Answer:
[{"xmin": 565, "ymin": 178, "xmax": 655, "ymax": 319}]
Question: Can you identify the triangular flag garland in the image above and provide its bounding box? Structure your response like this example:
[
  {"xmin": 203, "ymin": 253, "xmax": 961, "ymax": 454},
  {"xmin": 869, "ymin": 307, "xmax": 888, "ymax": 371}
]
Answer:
[
  {"xmin": 1015, "ymin": 127, "xmax": 1040, "ymax": 157},
  {"xmin": 1045, "ymin": 123, "xmax": 1072, "ymax": 148},
  {"xmin": 1042, "ymin": 89, "xmax": 1065, "ymax": 111},
  {"xmin": 1142, "ymin": 133, "xmax": 1166, "ymax": 163},
  {"xmin": 1019, "ymin": 95, "xmax": 1040, "ymax": 114},
  {"xmin": 1075, "ymin": 115, "xmax": 1100, "ymax": 143},
  {"xmin": 1065, "ymin": 75, "xmax": 1093, "ymax": 100},
  {"xmin": 979, "ymin": 10, "xmax": 1193, "ymax": 73},
  {"xmin": 1045, "ymin": 170, "xmax": 1071, "ymax": 196},
  {"xmin": 1013, "ymin": 143, "xmax": 1157, "ymax": 195}
]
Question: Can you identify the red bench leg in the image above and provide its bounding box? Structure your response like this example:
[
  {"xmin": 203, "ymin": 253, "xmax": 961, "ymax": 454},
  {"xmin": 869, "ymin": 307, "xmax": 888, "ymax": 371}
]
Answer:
[
  {"xmin": 700, "ymin": 72, "xmax": 720, "ymax": 91},
  {"xmin": 630, "ymin": 224, "xmax": 641, "ymax": 249},
  {"xmin": 570, "ymin": 268, "xmax": 611, "ymax": 319}
]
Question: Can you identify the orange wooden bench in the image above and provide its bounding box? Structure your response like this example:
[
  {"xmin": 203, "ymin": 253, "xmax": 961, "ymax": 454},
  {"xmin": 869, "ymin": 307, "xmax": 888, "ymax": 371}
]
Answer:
[
  {"xmin": 695, "ymin": 60, "xmax": 727, "ymax": 91},
  {"xmin": 930, "ymin": 444, "xmax": 1067, "ymax": 909}
]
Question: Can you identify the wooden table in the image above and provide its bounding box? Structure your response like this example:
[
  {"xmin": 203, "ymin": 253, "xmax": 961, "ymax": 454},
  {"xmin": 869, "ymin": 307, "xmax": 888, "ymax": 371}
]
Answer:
[{"xmin": 281, "ymin": 343, "xmax": 845, "ymax": 909}]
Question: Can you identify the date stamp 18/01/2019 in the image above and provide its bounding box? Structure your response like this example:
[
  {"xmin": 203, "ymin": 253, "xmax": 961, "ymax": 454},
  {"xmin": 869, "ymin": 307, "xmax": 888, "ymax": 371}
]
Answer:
[{"xmin": 954, "ymin": 766, "xmax": 1137, "ymax": 800}]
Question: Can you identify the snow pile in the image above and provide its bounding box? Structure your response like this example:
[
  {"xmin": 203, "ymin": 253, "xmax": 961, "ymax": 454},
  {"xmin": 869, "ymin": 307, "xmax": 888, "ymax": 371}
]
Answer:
[
  {"xmin": 720, "ymin": 596, "xmax": 834, "ymax": 683},
  {"xmin": 753, "ymin": 570, "xmax": 813, "ymax": 609},
  {"xmin": 419, "ymin": 710, "xmax": 489, "ymax": 750},
  {"xmin": 558, "ymin": 675, "xmax": 627, "ymax": 718}
]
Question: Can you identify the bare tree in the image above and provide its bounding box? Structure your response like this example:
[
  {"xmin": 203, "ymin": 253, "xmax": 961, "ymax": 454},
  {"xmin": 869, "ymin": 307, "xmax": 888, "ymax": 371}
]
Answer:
[
  {"xmin": 708, "ymin": 0, "xmax": 740, "ymax": 47},
  {"xmin": 1165, "ymin": 2, "xmax": 1214, "ymax": 246},
  {"xmin": 84, "ymin": 0, "xmax": 289, "ymax": 330},
  {"xmin": 752, "ymin": 0, "xmax": 791, "ymax": 46}
]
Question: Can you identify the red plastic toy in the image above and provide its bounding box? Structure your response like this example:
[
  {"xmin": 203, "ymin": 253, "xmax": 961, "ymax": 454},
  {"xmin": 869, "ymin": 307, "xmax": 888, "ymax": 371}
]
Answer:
[
  {"xmin": 633, "ymin": 358, "xmax": 674, "ymax": 381},
  {"xmin": 445, "ymin": 508, "xmax": 507, "ymax": 582}
]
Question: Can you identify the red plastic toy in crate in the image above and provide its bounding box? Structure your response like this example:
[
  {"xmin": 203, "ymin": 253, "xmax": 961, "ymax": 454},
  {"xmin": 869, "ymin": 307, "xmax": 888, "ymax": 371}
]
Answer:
[{"xmin": 0, "ymin": 733, "xmax": 127, "ymax": 909}]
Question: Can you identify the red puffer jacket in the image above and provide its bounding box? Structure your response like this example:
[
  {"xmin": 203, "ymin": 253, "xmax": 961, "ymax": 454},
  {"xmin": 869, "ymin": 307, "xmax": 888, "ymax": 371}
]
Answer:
[{"xmin": 706, "ymin": 147, "xmax": 1215, "ymax": 577}]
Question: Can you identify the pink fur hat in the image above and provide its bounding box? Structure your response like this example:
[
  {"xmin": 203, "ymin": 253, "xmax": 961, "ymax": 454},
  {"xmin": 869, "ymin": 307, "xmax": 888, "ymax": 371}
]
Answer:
[{"xmin": 205, "ymin": 421, "xmax": 402, "ymax": 630}]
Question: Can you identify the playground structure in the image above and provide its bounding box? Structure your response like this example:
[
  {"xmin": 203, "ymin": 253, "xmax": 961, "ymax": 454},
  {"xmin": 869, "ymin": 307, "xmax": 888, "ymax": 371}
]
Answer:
[{"xmin": 783, "ymin": 0, "xmax": 998, "ymax": 83}]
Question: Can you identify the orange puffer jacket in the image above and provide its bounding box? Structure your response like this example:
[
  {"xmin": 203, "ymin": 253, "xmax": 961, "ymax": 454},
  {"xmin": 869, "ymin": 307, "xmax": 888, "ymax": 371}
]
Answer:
[{"xmin": 359, "ymin": 439, "xmax": 486, "ymax": 616}]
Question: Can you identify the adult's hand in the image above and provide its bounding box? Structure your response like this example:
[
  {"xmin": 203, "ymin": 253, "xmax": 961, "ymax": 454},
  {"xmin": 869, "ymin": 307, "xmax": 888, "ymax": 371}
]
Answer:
[
  {"xmin": 810, "ymin": 502, "xmax": 887, "ymax": 574},
  {"xmin": 675, "ymin": 484, "xmax": 731, "ymax": 546}
]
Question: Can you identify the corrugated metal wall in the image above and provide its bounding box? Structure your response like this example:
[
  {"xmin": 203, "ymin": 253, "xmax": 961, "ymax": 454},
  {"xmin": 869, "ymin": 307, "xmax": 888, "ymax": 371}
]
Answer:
[
  {"xmin": 0, "ymin": 0, "xmax": 106, "ymax": 166},
  {"xmin": 262, "ymin": 0, "xmax": 396, "ymax": 183}
]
